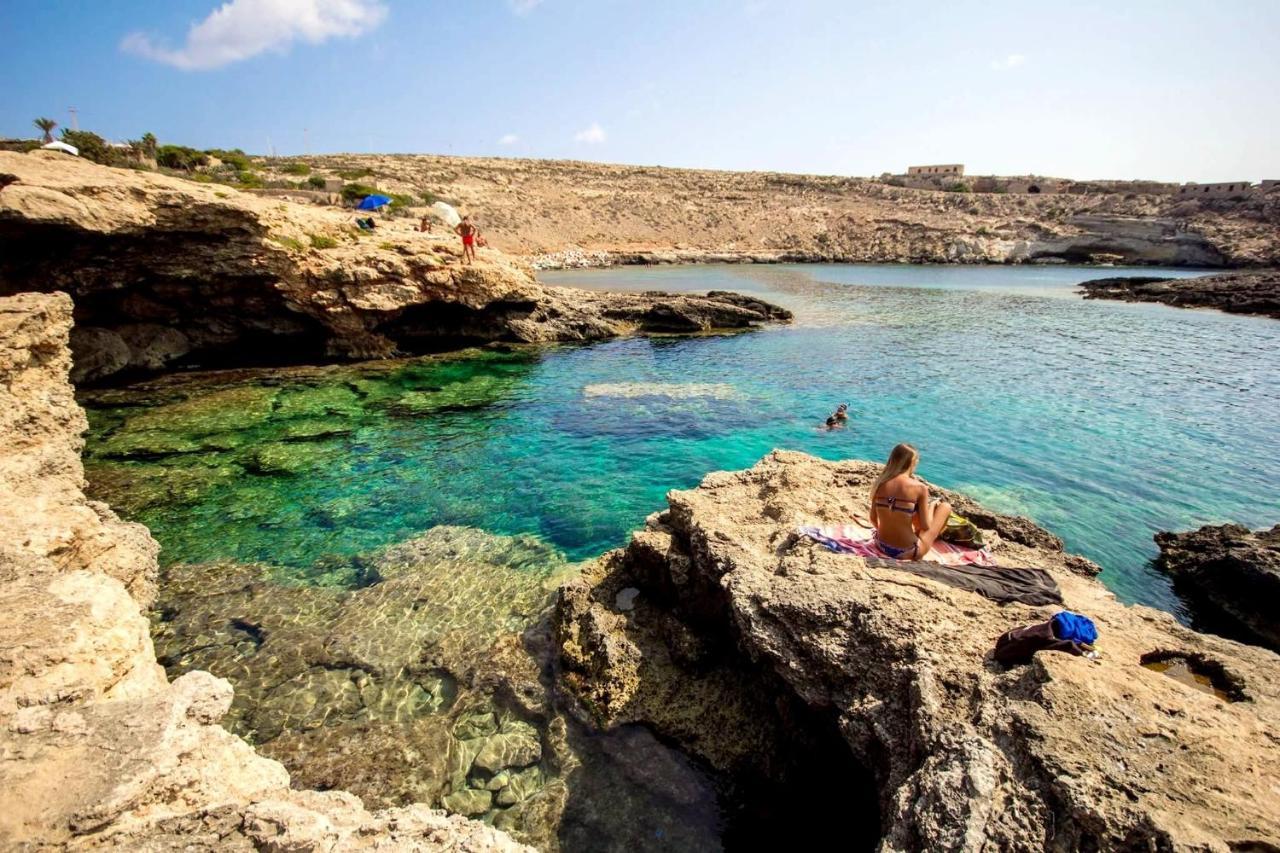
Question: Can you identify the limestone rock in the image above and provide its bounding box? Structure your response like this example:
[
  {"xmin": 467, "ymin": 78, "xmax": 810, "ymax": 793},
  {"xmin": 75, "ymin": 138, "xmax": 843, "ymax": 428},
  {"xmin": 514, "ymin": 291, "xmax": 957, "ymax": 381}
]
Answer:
[
  {"xmin": 1080, "ymin": 269, "xmax": 1280, "ymax": 318},
  {"xmin": 1155, "ymin": 522, "xmax": 1280, "ymax": 652},
  {"xmin": 0, "ymin": 151, "xmax": 789, "ymax": 382},
  {"xmin": 0, "ymin": 292, "xmax": 531, "ymax": 852},
  {"xmin": 557, "ymin": 450, "xmax": 1280, "ymax": 851},
  {"xmin": 473, "ymin": 720, "xmax": 542, "ymax": 774}
]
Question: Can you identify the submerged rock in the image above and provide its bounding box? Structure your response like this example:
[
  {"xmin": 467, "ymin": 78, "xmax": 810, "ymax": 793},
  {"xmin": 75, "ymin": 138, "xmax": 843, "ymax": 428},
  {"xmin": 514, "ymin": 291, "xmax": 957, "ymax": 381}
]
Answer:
[
  {"xmin": 557, "ymin": 450, "xmax": 1280, "ymax": 851},
  {"xmin": 1155, "ymin": 522, "xmax": 1280, "ymax": 652}
]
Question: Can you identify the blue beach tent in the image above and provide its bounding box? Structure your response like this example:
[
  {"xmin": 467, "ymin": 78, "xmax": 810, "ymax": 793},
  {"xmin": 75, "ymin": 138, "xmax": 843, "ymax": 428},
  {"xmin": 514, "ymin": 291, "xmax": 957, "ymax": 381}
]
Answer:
[{"xmin": 356, "ymin": 194, "xmax": 393, "ymax": 211}]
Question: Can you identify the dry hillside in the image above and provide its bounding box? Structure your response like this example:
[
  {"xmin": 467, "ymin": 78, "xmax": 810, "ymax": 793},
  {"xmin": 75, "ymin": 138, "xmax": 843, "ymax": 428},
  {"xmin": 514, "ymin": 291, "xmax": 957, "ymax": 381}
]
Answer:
[{"xmin": 256, "ymin": 153, "xmax": 1280, "ymax": 267}]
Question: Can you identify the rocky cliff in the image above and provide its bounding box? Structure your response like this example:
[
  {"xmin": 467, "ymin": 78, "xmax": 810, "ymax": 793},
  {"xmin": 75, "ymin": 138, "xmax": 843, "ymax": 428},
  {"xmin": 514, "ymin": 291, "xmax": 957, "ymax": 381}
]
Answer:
[
  {"xmin": 269, "ymin": 154, "xmax": 1280, "ymax": 268},
  {"xmin": 556, "ymin": 451, "xmax": 1280, "ymax": 851},
  {"xmin": 0, "ymin": 151, "xmax": 790, "ymax": 383},
  {"xmin": 1155, "ymin": 523, "xmax": 1280, "ymax": 652},
  {"xmin": 0, "ymin": 292, "xmax": 530, "ymax": 851},
  {"xmin": 1079, "ymin": 270, "xmax": 1280, "ymax": 319}
]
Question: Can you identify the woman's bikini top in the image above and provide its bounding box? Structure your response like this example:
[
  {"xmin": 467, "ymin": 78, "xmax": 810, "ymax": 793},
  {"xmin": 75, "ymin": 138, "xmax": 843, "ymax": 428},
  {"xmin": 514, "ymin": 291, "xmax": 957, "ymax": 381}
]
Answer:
[{"xmin": 874, "ymin": 495, "xmax": 917, "ymax": 514}]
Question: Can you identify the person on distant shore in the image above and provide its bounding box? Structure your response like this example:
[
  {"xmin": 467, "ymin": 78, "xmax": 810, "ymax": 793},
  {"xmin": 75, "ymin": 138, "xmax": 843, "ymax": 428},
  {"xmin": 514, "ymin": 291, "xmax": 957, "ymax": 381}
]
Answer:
[
  {"xmin": 868, "ymin": 443, "xmax": 952, "ymax": 561},
  {"xmin": 455, "ymin": 215, "xmax": 480, "ymax": 264}
]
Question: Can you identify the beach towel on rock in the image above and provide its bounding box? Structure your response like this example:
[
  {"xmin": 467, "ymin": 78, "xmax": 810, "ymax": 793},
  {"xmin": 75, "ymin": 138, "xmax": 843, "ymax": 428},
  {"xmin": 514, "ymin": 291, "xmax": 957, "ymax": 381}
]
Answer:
[
  {"xmin": 798, "ymin": 522, "xmax": 996, "ymax": 566},
  {"xmin": 798, "ymin": 523, "xmax": 1063, "ymax": 606}
]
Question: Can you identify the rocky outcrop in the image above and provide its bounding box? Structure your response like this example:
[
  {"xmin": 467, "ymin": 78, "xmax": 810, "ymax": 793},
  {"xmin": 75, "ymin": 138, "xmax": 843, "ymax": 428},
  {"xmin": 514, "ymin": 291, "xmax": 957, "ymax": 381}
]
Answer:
[
  {"xmin": 1155, "ymin": 523, "xmax": 1280, "ymax": 652},
  {"xmin": 1079, "ymin": 270, "xmax": 1280, "ymax": 318},
  {"xmin": 556, "ymin": 451, "xmax": 1280, "ymax": 851},
  {"xmin": 0, "ymin": 151, "xmax": 790, "ymax": 383},
  {"xmin": 0, "ymin": 292, "xmax": 529, "ymax": 851}
]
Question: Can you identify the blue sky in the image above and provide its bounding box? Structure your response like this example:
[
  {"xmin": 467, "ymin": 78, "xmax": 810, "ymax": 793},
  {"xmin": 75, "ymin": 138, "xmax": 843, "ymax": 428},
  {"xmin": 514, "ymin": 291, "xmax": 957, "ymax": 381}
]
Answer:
[{"xmin": 2, "ymin": 0, "xmax": 1277, "ymax": 182}]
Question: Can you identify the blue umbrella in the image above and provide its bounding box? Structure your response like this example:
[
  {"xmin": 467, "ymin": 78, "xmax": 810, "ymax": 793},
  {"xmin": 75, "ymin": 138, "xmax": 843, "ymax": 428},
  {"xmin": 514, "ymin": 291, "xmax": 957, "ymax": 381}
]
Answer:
[{"xmin": 356, "ymin": 194, "xmax": 393, "ymax": 211}]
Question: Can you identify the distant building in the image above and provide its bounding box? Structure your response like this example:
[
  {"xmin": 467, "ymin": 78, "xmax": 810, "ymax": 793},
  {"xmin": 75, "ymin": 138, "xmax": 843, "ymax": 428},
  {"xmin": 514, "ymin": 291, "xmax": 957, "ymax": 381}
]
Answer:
[
  {"xmin": 907, "ymin": 164, "xmax": 964, "ymax": 177},
  {"xmin": 1177, "ymin": 181, "xmax": 1254, "ymax": 198},
  {"xmin": 1260, "ymin": 179, "xmax": 1279, "ymax": 191},
  {"xmin": 322, "ymin": 177, "xmax": 344, "ymax": 192}
]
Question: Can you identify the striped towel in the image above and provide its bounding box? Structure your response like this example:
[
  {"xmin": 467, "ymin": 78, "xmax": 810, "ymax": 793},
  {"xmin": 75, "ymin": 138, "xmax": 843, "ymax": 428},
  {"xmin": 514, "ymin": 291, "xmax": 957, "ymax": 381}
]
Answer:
[{"xmin": 798, "ymin": 519, "xmax": 996, "ymax": 567}]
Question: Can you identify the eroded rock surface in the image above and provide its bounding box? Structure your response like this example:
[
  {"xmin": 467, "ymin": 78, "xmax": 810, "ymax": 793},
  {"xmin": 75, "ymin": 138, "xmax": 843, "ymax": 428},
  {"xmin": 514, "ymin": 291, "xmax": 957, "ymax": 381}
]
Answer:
[
  {"xmin": 557, "ymin": 451, "xmax": 1280, "ymax": 851},
  {"xmin": 0, "ymin": 292, "xmax": 530, "ymax": 851},
  {"xmin": 0, "ymin": 151, "xmax": 789, "ymax": 383},
  {"xmin": 1155, "ymin": 523, "xmax": 1280, "ymax": 652},
  {"xmin": 1079, "ymin": 269, "xmax": 1280, "ymax": 318}
]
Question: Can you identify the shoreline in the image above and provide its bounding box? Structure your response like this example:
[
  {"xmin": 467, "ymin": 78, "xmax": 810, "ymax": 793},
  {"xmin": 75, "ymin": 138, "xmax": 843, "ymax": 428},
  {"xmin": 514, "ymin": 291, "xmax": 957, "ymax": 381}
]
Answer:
[{"xmin": 528, "ymin": 247, "xmax": 1251, "ymax": 272}]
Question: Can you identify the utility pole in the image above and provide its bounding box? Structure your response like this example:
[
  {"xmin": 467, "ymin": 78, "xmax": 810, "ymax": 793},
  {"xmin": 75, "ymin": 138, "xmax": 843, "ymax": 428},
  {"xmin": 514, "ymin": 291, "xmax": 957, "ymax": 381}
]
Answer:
[{"xmin": 68, "ymin": 107, "xmax": 79, "ymax": 130}]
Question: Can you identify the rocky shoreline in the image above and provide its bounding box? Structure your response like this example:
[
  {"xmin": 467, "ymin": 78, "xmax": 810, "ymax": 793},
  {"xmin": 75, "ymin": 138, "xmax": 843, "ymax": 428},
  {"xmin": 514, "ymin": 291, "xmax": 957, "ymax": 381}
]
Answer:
[
  {"xmin": 0, "ymin": 151, "xmax": 790, "ymax": 385},
  {"xmin": 1078, "ymin": 270, "xmax": 1280, "ymax": 318},
  {"xmin": 1155, "ymin": 523, "xmax": 1280, "ymax": 652},
  {"xmin": 0, "ymin": 293, "xmax": 530, "ymax": 850},
  {"xmin": 556, "ymin": 452, "xmax": 1280, "ymax": 850}
]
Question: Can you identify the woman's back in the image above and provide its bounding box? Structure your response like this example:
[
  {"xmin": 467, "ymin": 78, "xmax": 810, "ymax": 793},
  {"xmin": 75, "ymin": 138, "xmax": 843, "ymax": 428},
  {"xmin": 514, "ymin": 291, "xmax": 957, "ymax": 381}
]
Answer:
[{"xmin": 873, "ymin": 474, "xmax": 923, "ymax": 547}]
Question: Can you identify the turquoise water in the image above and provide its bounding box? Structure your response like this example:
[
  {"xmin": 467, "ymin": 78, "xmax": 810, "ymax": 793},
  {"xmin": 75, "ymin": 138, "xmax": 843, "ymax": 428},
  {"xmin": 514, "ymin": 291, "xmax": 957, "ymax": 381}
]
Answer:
[{"xmin": 83, "ymin": 264, "xmax": 1280, "ymax": 615}]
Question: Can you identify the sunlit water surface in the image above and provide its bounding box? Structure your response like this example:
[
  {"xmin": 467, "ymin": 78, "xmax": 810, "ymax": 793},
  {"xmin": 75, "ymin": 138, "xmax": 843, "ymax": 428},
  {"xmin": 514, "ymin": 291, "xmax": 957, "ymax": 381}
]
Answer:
[{"xmin": 84, "ymin": 263, "xmax": 1279, "ymax": 616}]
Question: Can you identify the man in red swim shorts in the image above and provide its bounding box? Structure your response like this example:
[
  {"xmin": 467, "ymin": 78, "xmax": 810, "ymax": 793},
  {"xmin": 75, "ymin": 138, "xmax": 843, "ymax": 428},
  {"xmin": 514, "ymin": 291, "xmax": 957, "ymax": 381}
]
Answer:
[{"xmin": 455, "ymin": 215, "xmax": 479, "ymax": 265}]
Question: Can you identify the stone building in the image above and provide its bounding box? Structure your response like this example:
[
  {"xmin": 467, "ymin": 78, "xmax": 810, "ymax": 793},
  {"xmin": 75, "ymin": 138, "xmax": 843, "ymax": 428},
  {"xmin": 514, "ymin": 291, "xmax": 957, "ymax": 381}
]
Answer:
[
  {"xmin": 1178, "ymin": 181, "xmax": 1254, "ymax": 198},
  {"xmin": 907, "ymin": 164, "xmax": 964, "ymax": 177}
]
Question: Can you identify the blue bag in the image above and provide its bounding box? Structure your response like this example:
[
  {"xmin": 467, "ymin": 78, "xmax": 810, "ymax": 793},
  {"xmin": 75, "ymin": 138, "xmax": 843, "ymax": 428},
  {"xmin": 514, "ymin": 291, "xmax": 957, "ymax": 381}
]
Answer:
[{"xmin": 1052, "ymin": 611, "xmax": 1098, "ymax": 645}]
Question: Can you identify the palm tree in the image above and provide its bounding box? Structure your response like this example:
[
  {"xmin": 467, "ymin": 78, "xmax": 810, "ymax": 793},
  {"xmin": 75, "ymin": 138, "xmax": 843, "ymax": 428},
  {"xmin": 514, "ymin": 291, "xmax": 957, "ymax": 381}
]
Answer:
[{"xmin": 34, "ymin": 117, "xmax": 57, "ymax": 144}]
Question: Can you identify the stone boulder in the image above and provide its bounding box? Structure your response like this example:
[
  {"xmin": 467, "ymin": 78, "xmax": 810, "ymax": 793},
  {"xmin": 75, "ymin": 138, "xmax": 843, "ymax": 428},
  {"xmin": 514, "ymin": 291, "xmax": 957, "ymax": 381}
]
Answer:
[{"xmin": 1155, "ymin": 522, "xmax": 1280, "ymax": 652}]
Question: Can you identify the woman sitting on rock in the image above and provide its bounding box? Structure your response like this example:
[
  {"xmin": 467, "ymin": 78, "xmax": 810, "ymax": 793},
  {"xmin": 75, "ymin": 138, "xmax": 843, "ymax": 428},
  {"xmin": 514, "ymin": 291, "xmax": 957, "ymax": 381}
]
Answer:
[{"xmin": 868, "ymin": 443, "xmax": 952, "ymax": 561}]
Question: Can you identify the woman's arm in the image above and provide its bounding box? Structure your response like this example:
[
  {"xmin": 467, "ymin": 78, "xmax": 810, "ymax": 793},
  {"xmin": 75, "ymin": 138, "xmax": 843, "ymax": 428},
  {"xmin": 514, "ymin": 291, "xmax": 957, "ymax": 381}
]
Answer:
[{"xmin": 913, "ymin": 482, "xmax": 930, "ymax": 533}]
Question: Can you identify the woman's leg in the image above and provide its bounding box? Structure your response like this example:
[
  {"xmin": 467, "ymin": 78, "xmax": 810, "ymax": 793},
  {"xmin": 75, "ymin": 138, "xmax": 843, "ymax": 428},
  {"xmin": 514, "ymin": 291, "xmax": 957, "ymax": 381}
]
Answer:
[{"xmin": 915, "ymin": 500, "xmax": 953, "ymax": 559}]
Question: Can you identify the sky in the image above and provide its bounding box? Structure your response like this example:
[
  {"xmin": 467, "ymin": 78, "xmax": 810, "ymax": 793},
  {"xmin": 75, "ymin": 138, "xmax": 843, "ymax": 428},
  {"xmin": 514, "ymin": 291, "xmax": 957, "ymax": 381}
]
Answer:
[{"xmin": 2, "ymin": 0, "xmax": 1278, "ymax": 182}]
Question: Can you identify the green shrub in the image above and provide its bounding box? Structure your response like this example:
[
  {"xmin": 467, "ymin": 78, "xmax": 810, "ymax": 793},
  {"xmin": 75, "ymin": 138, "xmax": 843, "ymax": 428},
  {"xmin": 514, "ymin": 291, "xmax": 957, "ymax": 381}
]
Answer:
[
  {"xmin": 341, "ymin": 183, "xmax": 415, "ymax": 210},
  {"xmin": 60, "ymin": 130, "xmax": 114, "ymax": 165},
  {"xmin": 337, "ymin": 167, "xmax": 374, "ymax": 180},
  {"xmin": 206, "ymin": 148, "xmax": 252, "ymax": 171},
  {"xmin": 945, "ymin": 182, "xmax": 972, "ymax": 193},
  {"xmin": 307, "ymin": 175, "xmax": 327, "ymax": 189},
  {"xmin": 282, "ymin": 162, "xmax": 311, "ymax": 176},
  {"xmin": 270, "ymin": 235, "xmax": 305, "ymax": 252},
  {"xmin": 309, "ymin": 234, "xmax": 338, "ymax": 249},
  {"xmin": 157, "ymin": 144, "xmax": 209, "ymax": 170},
  {"xmin": 236, "ymin": 170, "xmax": 264, "ymax": 188}
]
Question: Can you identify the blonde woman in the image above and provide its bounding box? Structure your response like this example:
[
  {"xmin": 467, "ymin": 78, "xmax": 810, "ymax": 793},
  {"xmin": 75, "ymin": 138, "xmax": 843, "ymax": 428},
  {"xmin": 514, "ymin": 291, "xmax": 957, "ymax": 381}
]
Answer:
[{"xmin": 867, "ymin": 443, "xmax": 953, "ymax": 560}]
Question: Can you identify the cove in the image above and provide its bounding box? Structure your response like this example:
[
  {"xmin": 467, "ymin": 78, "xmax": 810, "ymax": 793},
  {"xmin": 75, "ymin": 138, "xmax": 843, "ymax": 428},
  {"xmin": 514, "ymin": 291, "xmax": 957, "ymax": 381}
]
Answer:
[
  {"xmin": 84, "ymin": 263, "xmax": 1280, "ymax": 612},
  {"xmin": 77, "ymin": 262, "xmax": 1280, "ymax": 848}
]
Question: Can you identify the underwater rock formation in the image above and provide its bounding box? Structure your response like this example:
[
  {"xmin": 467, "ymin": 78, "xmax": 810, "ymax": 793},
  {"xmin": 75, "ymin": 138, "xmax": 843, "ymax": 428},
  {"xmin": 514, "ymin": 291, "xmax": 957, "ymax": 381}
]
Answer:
[
  {"xmin": 0, "ymin": 151, "xmax": 790, "ymax": 383},
  {"xmin": 1079, "ymin": 269, "xmax": 1280, "ymax": 318},
  {"xmin": 556, "ymin": 451, "xmax": 1280, "ymax": 851},
  {"xmin": 0, "ymin": 292, "xmax": 530, "ymax": 851},
  {"xmin": 1155, "ymin": 522, "xmax": 1280, "ymax": 652}
]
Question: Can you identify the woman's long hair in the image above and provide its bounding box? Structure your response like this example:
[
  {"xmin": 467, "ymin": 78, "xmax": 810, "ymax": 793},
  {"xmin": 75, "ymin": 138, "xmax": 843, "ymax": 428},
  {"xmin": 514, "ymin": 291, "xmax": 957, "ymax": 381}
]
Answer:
[{"xmin": 870, "ymin": 443, "xmax": 919, "ymax": 506}]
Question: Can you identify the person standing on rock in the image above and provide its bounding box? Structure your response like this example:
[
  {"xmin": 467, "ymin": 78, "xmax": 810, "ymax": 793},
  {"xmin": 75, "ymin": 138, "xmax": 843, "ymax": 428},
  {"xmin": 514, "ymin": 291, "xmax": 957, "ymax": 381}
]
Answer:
[{"xmin": 455, "ymin": 215, "xmax": 480, "ymax": 265}]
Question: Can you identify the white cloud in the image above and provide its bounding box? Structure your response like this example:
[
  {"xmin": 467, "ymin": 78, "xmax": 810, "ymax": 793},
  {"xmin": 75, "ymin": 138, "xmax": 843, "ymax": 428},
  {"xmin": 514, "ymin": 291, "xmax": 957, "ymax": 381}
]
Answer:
[
  {"xmin": 990, "ymin": 53, "xmax": 1027, "ymax": 71},
  {"xmin": 509, "ymin": 0, "xmax": 543, "ymax": 14},
  {"xmin": 498, "ymin": 133, "xmax": 519, "ymax": 145},
  {"xmin": 121, "ymin": 0, "xmax": 387, "ymax": 71},
  {"xmin": 574, "ymin": 122, "xmax": 606, "ymax": 144}
]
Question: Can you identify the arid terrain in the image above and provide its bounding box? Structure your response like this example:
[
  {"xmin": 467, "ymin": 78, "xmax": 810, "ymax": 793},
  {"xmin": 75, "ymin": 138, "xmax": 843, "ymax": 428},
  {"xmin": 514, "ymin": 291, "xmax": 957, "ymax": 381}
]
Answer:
[{"xmin": 257, "ymin": 153, "xmax": 1280, "ymax": 267}]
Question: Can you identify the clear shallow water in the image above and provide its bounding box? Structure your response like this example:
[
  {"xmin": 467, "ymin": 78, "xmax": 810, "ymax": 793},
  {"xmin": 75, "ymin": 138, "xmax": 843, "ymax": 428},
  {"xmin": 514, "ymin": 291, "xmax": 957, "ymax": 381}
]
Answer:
[{"xmin": 83, "ymin": 263, "xmax": 1280, "ymax": 614}]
